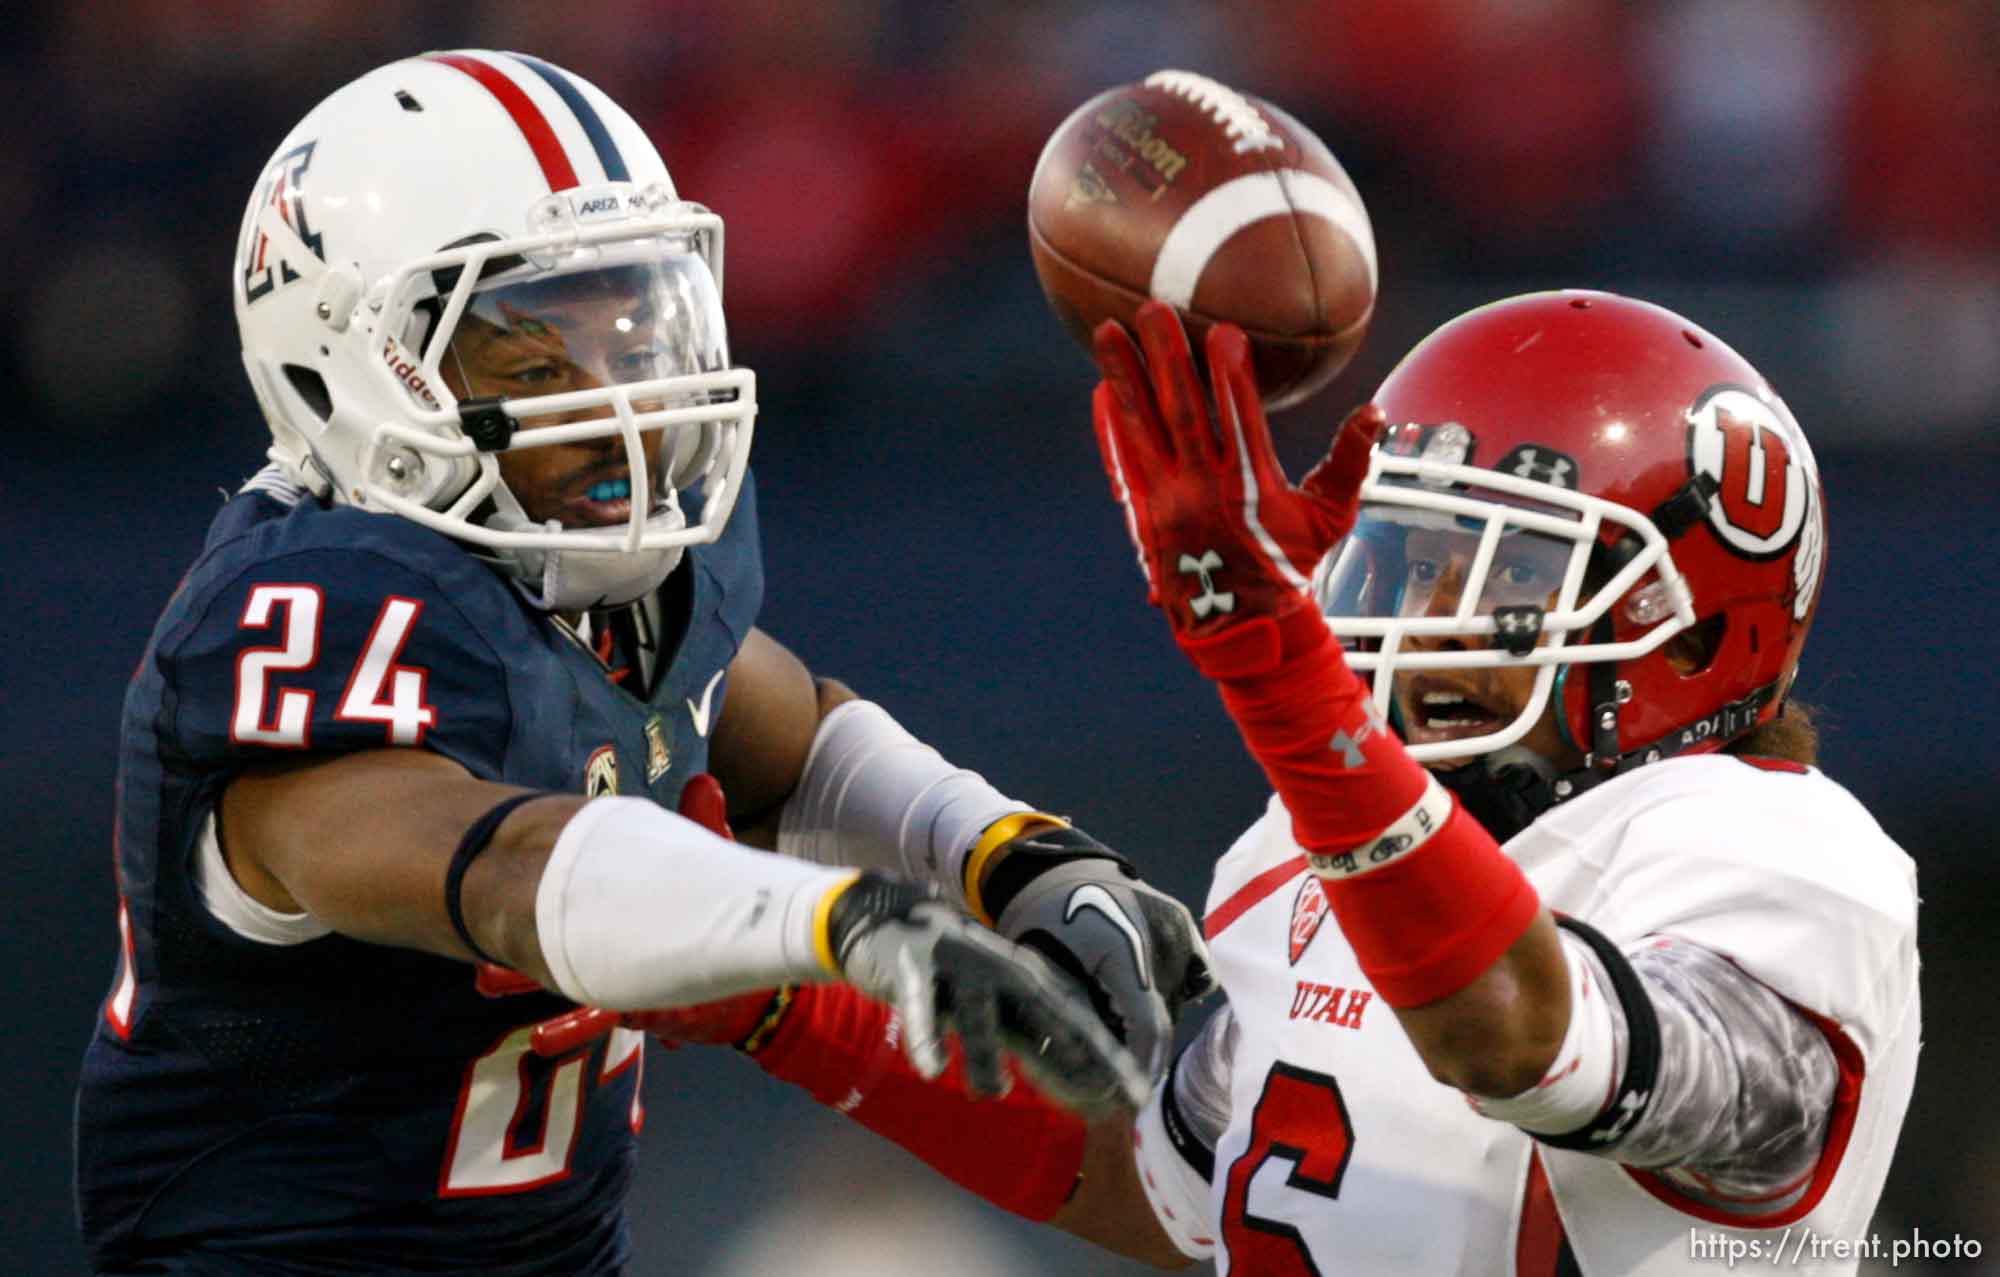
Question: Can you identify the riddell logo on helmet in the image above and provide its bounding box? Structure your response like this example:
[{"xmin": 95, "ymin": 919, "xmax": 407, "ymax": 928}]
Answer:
[{"xmin": 381, "ymin": 338, "xmax": 441, "ymax": 409}]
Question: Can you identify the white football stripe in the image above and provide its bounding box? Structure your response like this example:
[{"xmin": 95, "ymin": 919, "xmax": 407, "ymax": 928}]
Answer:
[
  {"xmin": 1150, "ymin": 170, "xmax": 1377, "ymax": 309},
  {"xmin": 1100, "ymin": 425, "xmax": 1156, "ymax": 589},
  {"xmin": 1229, "ymin": 382, "xmax": 1315, "ymax": 591},
  {"xmin": 1282, "ymin": 170, "xmax": 1378, "ymax": 290}
]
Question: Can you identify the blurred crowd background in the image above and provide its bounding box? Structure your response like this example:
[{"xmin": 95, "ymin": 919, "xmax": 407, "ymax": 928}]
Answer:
[{"xmin": 5, "ymin": 2, "xmax": 1995, "ymax": 1273}]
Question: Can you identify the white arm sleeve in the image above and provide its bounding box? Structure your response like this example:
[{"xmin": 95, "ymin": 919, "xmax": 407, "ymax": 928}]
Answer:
[
  {"xmin": 535, "ymin": 795, "xmax": 856, "ymax": 1010},
  {"xmin": 1614, "ymin": 936, "xmax": 1840, "ymax": 1200},
  {"xmin": 1133, "ymin": 1003, "xmax": 1238, "ymax": 1260},
  {"xmin": 1474, "ymin": 924, "xmax": 1839, "ymax": 1212},
  {"xmin": 774, "ymin": 699, "xmax": 1032, "ymax": 904},
  {"xmin": 1468, "ymin": 931, "xmax": 1622, "ymax": 1133}
]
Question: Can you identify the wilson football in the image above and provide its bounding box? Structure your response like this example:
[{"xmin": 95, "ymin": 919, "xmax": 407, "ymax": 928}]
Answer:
[{"xmin": 1028, "ymin": 70, "xmax": 1377, "ymax": 410}]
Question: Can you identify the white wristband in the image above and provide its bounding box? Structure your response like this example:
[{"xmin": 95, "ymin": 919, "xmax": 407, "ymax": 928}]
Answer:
[
  {"xmin": 535, "ymin": 796, "xmax": 854, "ymax": 1010},
  {"xmin": 775, "ymin": 699, "xmax": 1030, "ymax": 905},
  {"xmin": 1306, "ymin": 772, "xmax": 1454, "ymax": 880},
  {"xmin": 1467, "ymin": 932, "xmax": 1623, "ymax": 1132},
  {"xmin": 1134, "ymin": 1076, "xmax": 1219, "ymax": 1260}
]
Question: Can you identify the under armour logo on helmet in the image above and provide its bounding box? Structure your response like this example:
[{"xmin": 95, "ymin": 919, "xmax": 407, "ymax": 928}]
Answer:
[
  {"xmin": 1497, "ymin": 444, "xmax": 1579, "ymax": 490},
  {"xmin": 1179, "ymin": 550, "xmax": 1235, "ymax": 618},
  {"xmin": 1491, "ymin": 605, "xmax": 1545, "ymax": 656}
]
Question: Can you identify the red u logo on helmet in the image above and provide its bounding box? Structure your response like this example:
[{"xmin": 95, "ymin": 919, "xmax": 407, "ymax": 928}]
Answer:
[{"xmin": 1685, "ymin": 385, "xmax": 1813, "ymax": 561}]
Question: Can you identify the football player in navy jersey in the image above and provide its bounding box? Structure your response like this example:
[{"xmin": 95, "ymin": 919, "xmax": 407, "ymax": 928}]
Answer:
[{"xmin": 75, "ymin": 51, "xmax": 1211, "ymax": 1276}]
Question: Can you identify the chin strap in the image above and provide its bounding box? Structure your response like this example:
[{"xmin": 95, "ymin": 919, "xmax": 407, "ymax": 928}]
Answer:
[
  {"xmin": 1440, "ymin": 677, "xmax": 1786, "ymax": 840},
  {"xmin": 1435, "ymin": 752, "xmax": 1559, "ymax": 843}
]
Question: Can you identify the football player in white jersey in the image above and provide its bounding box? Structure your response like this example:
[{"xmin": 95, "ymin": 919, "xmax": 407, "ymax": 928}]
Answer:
[{"xmin": 1029, "ymin": 292, "xmax": 1920, "ymax": 1274}]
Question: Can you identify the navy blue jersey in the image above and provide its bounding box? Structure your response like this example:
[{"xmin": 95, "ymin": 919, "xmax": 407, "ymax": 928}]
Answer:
[{"xmin": 77, "ymin": 471, "xmax": 763, "ymax": 1275}]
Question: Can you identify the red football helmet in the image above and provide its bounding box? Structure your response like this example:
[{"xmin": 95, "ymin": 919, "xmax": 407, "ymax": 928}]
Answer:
[{"xmin": 1313, "ymin": 290, "xmax": 1826, "ymax": 778}]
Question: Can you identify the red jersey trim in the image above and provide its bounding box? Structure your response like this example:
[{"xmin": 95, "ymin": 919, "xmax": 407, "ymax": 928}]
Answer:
[
  {"xmin": 1623, "ymin": 1002, "xmax": 1864, "ymax": 1228},
  {"xmin": 1205, "ymin": 854, "xmax": 1308, "ymax": 940},
  {"xmin": 1515, "ymin": 1149, "xmax": 1570, "ymax": 1277},
  {"xmin": 1735, "ymin": 755, "xmax": 1810, "ymax": 775}
]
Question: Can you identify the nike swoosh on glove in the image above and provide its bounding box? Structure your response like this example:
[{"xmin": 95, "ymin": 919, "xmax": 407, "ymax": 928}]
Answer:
[
  {"xmin": 1092, "ymin": 299, "xmax": 1383, "ymax": 638},
  {"xmin": 981, "ymin": 825, "xmax": 1214, "ymax": 1081},
  {"xmin": 827, "ymin": 871, "xmax": 1152, "ymax": 1115}
]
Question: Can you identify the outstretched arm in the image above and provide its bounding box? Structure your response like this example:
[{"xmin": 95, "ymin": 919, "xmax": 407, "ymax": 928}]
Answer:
[
  {"xmin": 221, "ymin": 744, "xmax": 1146, "ymax": 1114},
  {"xmin": 530, "ymin": 777, "xmax": 1192, "ymax": 1266},
  {"xmin": 709, "ymin": 623, "xmax": 1215, "ymax": 1081},
  {"xmin": 1089, "ymin": 302, "xmax": 1562, "ymax": 1097}
]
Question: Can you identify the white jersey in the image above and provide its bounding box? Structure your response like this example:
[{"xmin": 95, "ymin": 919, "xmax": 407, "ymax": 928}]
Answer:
[{"xmin": 1133, "ymin": 755, "xmax": 1919, "ymax": 1275}]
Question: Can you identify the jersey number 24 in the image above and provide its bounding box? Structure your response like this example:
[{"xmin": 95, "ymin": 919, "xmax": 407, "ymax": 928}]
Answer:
[{"xmin": 231, "ymin": 584, "xmax": 437, "ymax": 747}]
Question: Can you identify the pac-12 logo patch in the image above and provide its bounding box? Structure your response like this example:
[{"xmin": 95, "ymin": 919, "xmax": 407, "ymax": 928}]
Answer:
[
  {"xmin": 1685, "ymin": 384, "xmax": 1824, "ymax": 617},
  {"xmin": 239, "ymin": 140, "xmax": 323, "ymax": 305},
  {"xmin": 584, "ymin": 745, "xmax": 620, "ymax": 797},
  {"xmin": 1288, "ymin": 876, "xmax": 1329, "ymax": 965}
]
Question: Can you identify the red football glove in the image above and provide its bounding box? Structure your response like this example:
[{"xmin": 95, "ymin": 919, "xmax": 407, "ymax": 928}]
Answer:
[
  {"xmin": 475, "ymin": 773, "xmax": 794, "ymax": 1057},
  {"xmin": 1091, "ymin": 300, "xmax": 1383, "ymax": 640},
  {"xmin": 1093, "ymin": 304, "xmax": 1540, "ymax": 1009}
]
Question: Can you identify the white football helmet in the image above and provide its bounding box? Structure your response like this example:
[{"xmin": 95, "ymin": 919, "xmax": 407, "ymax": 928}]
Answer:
[{"xmin": 233, "ymin": 50, "xmax": 754, "ymax": 611}]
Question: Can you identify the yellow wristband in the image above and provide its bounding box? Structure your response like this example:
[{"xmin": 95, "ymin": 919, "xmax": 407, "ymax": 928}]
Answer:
[
  {"xmin": 811, "ymin": 871, "xmax": 865, "ymax": 975},
  {"xmin": 962, "ymin": 811, "xmax": 1069, "ymax": 926}
]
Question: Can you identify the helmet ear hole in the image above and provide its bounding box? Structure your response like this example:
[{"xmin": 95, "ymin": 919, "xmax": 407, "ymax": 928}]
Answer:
[
  {"xmin": 283, "ymin": 364, "xmax": 333, "ymax": 421},
  {"xmin": 1666, "ymin": 614, "xmax": 1726, "ymax": 675}
]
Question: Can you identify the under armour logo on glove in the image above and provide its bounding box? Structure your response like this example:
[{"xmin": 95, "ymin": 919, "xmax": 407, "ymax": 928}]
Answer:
[
  {"xmin": 1179, "ymin": 550, "xmax": 1235, "ymax": 618},
  {"xmin": 1090, "ymin": 302, "xmax": 1383, "ymax": 638}
]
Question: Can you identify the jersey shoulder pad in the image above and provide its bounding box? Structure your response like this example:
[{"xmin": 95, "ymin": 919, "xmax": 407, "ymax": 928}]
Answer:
[
  {"xmin": 1552, "ymin": 756, "xmax": 1917, "ymax": 1053},
  {"xmin": 156, "ymin": 502, "xmax": 530, "ymax": 777}
]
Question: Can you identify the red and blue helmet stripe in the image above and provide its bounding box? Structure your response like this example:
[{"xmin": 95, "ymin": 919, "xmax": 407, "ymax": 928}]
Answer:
[
  {"xmin": 506, "ymin": 53, "xmax": 631, "ymax": 183},
  {"xmin": 424, "ymin": 51, "xmax": 632, "ymax": 192}
]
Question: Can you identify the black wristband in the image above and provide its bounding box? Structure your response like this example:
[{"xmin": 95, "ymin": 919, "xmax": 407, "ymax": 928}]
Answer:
[
  {"xmin": 1534, "ymin": 913, "xmax": 1663, "ymax": 1152},
  {"xmin": 445, "ymin": 791, "xmax": 551, "ymax": 966},
  {"xmin": 979, "ymin": 825, "xmax": 1135, "ymax": 918},
  {"xmin": 1157, "ymin": 1039, "xmax": 1217, "ymax": 1183}
]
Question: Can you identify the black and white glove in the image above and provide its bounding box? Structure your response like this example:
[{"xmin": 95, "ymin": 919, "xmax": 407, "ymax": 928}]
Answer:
[
  {"xmin": 827, "ymin": 871, "xmax": 1151, "ymax": 1115},
  {"xmin": 980, "ymin": 825, "xmax": 1216, "ymax": 1080}
]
